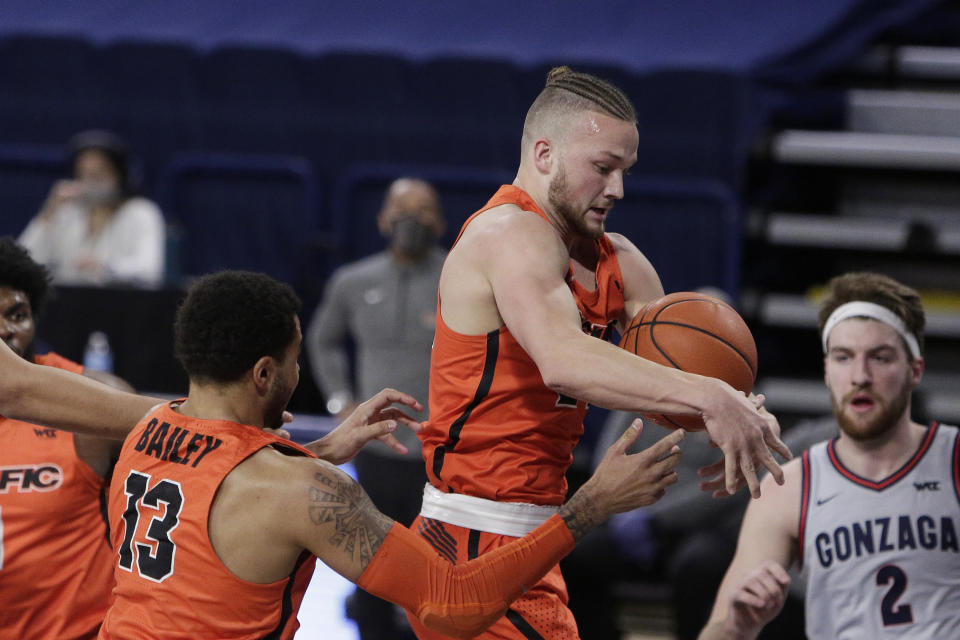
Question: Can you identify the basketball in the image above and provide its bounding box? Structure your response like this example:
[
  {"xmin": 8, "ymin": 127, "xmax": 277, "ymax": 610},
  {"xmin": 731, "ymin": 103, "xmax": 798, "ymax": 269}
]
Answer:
[{"xmin": 619, "ymin": 291, "xmax": 757, "ymax": 430}]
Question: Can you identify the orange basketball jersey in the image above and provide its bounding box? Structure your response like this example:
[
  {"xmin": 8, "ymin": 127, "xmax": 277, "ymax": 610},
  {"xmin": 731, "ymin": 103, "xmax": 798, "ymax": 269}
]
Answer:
[
  {"xmin": 0, "ymin": 353, "xmax": 114, "ymax": 640},
  {"xmin": 99, "ymin": 402, "xmax": 317, "ymax": 640},
  {"xmin": 422, "ymin": 185, "xmax": 625, "ymax": 505}
]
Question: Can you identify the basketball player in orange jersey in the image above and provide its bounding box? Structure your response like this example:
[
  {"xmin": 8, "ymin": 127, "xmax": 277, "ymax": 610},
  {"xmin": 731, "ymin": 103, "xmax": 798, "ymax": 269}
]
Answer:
[
  {"xmin": 0, "ymin": 269, "xmax": 685, "ymax": 639},
  {"xmin": 412, "ymin": 66, "xmax": 792, "ymax": 639},
  {"xmin": 0, "ymin": 237, "xmax": 135, "ymax": 640}
]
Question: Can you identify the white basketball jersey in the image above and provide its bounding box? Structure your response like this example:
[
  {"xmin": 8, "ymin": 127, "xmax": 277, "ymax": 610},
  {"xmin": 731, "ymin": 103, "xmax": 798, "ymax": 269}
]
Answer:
[{"xmin": 800, "ymin": 423, "xmax": 960, "ymax": 639}]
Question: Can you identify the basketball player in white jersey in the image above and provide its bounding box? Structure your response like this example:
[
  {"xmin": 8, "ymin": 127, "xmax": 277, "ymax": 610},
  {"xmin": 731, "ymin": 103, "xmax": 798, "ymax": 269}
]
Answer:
[{"xmin": 699, "ymin": 272, "xmax": 960, "ymax": 640}]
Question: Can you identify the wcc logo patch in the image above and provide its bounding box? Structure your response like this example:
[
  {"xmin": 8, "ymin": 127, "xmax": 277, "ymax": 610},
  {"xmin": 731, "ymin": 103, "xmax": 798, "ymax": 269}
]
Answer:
[
  {"xmin": 914, "ymin": 481, "xmax": 941, "ymax": 491},
  {"xmin": 0, "ymin": 464, "xmax": 64, "ymax": 493}
]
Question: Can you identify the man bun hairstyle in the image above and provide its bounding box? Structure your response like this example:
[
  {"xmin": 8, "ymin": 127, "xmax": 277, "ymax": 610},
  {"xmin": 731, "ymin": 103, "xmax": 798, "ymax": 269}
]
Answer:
[
  {"xmin": 817, "ymin": 271, "xmax": 925, "ymax": 356},
  {"xmin": 174, "ymin": 270, "xmax": 301, "ymax": 383},
  {"xmin": 0, "ymin": 236, "xmax": 51, "ymax": 313}
]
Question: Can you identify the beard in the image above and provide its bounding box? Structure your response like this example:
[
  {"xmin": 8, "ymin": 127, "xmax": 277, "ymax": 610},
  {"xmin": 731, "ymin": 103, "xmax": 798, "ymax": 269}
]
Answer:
[
  {"xmin": 4, "ymin": 338, "xmax": 34, "ymax": 362},
  {"xmin": 265, "ymin": 373, "xmax": 295, "ymax": 430},
  {"xmin": 547, "ymin": 163, "xmax": 605, "ymax": 240},
  {"xmin": 832, "ymin": 382, "xmax": 912, "ymax": 442}
]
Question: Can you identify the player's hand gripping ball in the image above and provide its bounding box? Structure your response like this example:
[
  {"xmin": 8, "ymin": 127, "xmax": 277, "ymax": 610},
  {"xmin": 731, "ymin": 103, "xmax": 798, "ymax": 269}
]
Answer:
[{"xmin": 620, "ymin": 291, "xmax": 757, "ymax": 430}]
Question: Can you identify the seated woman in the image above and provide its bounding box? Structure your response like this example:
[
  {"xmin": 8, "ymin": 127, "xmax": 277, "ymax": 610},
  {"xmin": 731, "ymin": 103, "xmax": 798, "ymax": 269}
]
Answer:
[{"xmin": 19, "ymin": 130, "xmax": 165, "ymax": 287}]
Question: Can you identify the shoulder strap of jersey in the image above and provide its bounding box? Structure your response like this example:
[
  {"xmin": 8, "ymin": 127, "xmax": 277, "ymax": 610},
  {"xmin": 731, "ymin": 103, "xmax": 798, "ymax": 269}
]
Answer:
[
  {"xmin": 34, "ymin": 351, "xmax": 84, "ymax": 374},
  {"xmin": 452, "ymin": 185, "xmax": 548, "ymax": 248},
  {"xmin": 798, "ymin": 449, "xmax": 812, "ymax": 568},
  {"xmin": 950, "ymin": 424, "xmax": 960, "ymax": 507}
]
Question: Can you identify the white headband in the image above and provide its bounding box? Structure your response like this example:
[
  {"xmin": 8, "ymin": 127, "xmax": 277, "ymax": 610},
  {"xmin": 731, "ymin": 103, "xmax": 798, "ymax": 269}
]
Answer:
[{"xmin": 821, "ymin": 301, "xmax": 921, "ymax": 359}]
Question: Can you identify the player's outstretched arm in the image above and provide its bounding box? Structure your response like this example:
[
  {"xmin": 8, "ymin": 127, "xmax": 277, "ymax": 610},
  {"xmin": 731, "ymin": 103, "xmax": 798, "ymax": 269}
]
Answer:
[
  {"xmin": 560, "ymin": 419, "xmax": 684, "ymax": 537},
  {"xmin": 612, "ymin": 233, "xmax": 793, "ymax": 499},
  {"xmin": 699, "ymin": 561, "xmax": 790, "ymax": 640},
  {"xmin": 304, "ymin": 388, "xmax": 424, "ymax": 464},
  {"xmin": 482, "ymin": 214, "xmax": 789, "ymax": 498},
  {"xmin": 289, "ymin": 420, "xmax": 683, "ymax": 638},
  {"xmin": 0, "ymin": 339, "xmax": 159, "ymax": 438},
  {"xmin": 73, "ymin": 369, "xmax": 138, "ymax": 478},
  {"xmin": 698, "ymin": 462, "xmax": 800, "ymax": 640}
]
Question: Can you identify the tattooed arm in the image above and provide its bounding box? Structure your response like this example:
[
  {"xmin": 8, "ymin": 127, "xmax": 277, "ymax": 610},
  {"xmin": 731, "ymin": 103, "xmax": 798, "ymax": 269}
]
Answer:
[
  {"xmin": 559, "ymin": 420, "xmax": 685, "ymax": 540},
  {"xmin": 289, "ymin": 419, "xmax": 685, "ymax": 582},
  {"xmin": 252, "ymin": 420, "xmax": 678, "ymax": 637},
  {"xmin": 201, "ymin": 420, "xmax": 684, "ymax": 636},
  {"xmin": 299, "ymin": 462, "xmax": 395, "ymax": 578}
]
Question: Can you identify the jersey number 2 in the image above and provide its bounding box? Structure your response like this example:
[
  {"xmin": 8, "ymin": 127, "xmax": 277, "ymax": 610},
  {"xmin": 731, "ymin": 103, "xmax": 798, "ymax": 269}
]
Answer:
[
  {"xmin": 876, "ymin": 564, "xmax": 913, "ymax": 626},
  {"xmin": 118, "ymin": 471, "xmax": 184, "ymax": 582}
]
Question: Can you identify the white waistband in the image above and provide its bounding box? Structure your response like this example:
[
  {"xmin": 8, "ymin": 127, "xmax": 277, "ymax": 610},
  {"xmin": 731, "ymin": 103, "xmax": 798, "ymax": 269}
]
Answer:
[{"xmin": 419, "ymin": 483, "xmax": 560, "ymax": 538}]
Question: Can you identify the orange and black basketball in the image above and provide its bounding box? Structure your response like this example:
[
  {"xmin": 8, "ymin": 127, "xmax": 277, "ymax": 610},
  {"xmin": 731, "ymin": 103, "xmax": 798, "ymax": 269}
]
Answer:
[{"xmin": 620, "ymin": 291, "xmax": 757, "ymax": 430}]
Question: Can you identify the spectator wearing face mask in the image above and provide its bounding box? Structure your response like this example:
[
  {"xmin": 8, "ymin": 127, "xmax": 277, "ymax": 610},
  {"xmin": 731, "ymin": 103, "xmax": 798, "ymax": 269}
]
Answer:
[
  {"xmin": 19, "ymin": 130, "xmax": 165, "ymax": 287},
  {"xmin": 305, "ymin": 177, "xmax": 445, "ymax": 639}
]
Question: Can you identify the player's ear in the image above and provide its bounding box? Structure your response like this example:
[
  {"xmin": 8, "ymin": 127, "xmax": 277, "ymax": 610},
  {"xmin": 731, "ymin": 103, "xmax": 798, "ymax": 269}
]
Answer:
[
  {"xmin": 251, "ymin": 356, "xmax": 275, "ymax": 394},
  {"xmin": 909, "ymin": 356, "xmax": 925, "ymax": 387},
  {"xmin": 533, "ymin": 138, "xmax": 553, "ymax": 175}
]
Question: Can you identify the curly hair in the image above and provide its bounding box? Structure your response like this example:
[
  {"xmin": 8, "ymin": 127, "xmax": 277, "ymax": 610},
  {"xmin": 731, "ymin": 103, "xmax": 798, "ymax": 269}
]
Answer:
[
  {"xmin": 0, "ymin": 236, "xmax": 52, "ymax": 313},
  {"xmin": 818, "ymin": 271, "xmax": 925, "ymax": 357},
  {"xmin": 174, "ymin": 270, "xmax": 301, "ymax": 383}
]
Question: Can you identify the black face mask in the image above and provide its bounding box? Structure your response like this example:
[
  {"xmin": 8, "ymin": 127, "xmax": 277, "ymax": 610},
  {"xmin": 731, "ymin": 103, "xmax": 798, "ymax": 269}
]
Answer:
[{"xmin": 390, "ymin": 215, "xmax": 436, "ymax": 257}]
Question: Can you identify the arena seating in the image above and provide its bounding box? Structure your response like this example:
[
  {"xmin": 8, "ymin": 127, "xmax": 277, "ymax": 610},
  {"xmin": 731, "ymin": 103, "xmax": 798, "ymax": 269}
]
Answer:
[
  {"xmin": 0, "ymin": 37, "xmax": 753, "ymax": 306},
  {"xmin": 0, "ymin": 142, "xmax": 66, "ymax": 237},
  {"xmin": 157, "ymin": 150, "xmax": 323, "ymax": 288}
]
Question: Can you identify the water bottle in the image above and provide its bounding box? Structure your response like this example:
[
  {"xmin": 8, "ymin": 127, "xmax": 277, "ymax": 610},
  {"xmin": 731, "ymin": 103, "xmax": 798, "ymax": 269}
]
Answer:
[{"xmin": 83, "ymin": 331, "xmax": 114, "ymax": 373}]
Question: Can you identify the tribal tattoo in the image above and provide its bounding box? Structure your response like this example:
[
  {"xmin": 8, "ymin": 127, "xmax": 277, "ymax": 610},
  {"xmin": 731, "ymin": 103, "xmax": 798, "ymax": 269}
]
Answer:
[
  {"xmin": 307, "ymin": 467, "xmax": 393, "ymax": 569},
  {"xmin": 558, "ymin": 487, "xmax": 602, "ymax": 542}
]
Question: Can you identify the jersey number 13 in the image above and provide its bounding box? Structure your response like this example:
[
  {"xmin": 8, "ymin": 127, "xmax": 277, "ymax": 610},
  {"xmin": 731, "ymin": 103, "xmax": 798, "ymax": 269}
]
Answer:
[{"xmin": 117, "ymin": 470, "xmax": 184, "ymax": 583}]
